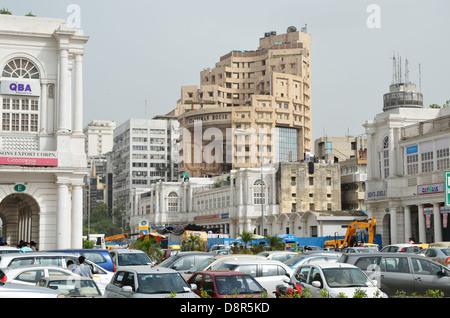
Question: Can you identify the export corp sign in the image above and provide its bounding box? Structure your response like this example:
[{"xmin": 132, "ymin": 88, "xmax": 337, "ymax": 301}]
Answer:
[
  {"xmin": 0, "ymin": 150, "xmax": 58, "ymax": 166},
  {"xmin": 1, "ymin": 79, "xmax": 41, "ymax": 96},
  {"xmin": 417, "ymin": 183, "xmax": 444, "ymax": 195}
]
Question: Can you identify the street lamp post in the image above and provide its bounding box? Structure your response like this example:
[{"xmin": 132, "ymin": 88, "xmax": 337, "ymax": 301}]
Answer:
[{"xmin": 235, "ymin": 129, "xmax": 265, "ymax": 236}]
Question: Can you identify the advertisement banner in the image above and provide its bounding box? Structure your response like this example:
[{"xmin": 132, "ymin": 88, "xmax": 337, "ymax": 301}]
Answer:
[{"xmin": 0, "ymin": 150, "xmax": 58, "ymax": 166}]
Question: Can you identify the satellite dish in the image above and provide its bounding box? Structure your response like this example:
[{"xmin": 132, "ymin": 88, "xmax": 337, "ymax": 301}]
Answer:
[{"xmin": 287, "ymin": 26, "xmax": 297, "ymax": 33}]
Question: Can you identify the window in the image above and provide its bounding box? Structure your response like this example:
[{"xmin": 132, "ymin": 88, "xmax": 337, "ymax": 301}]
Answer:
[
  {"xmin": 421, "ymin": 151, "xmax": 434, "ymax": 173},
  {"xmin": 406, "ymin": 152, "xmax": 418, "ymax": 175},
  {"xmin": 436, "ymin": 138, "xmax": 449, "ymax": 171},
  {"xmin": 2, "ymin": 58, "xmax": 40, "ymax": 79},
  {"xmin": 411, "ymin": 258, "xmax": 441, "ymax": 275},
  {"xmin": 1, "ymin": 97, "xmax": 39, "ymax": 132},
  {"xmin": 382, "ymin": 137, "xmax": 389, "ymax": 178},
  {"xmin": 253, "ymin": 179, "xmax": 266, "ymax": 204},
  {"xmin": 167, "ymin": 192, "xmax": 179, "ymax": 212},
  {"xmin": 16, "ymin": 270, "xmax": 45, "ymax": 283},
  {"xmin": 294, "ymin": 266, "xmax": 310, "ymax": 283},
  {"xmin": 380, "ymin": 257, "xmax": 410, "ymax": 273}
]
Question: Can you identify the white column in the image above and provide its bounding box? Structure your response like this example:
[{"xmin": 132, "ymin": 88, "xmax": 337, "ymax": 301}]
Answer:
[
  {"xmin": 40, "ymin": 83, "xmax": 48, "ymax": 133},
  {"xmin": 418, "ymin": 204, "xmax": 426, "ymax": 243},
  {"xmin": 433, "ymin": 203, "xmax": 443, "ymax": 242},
  {"xmin": 56, "ymin": 180, "xmax": 70, "ymax": 249},
  {"xmin": 388, "ymin": 128, "xmax": 396, "ymax": 177},
  {"xmin": 71, "ymin": 184, "xmax": 83, "ymax": 249},
  {"xmin": 58, "ymin": 48, "xmax": 70, "ymax": 132},
  {"xmin": 73, "ymin": 54, "xmax": 83, "ymax": 134},
  {"xmin": 404, "ymin": 205, "xmax": 411, "ymax": 243},
  {"xmin": 389, "ymin": 206, "xmax": 397, "ymax": 244}
]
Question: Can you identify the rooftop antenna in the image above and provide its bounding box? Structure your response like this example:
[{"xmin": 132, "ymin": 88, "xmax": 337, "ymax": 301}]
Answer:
[
  {"xmin": 391, "ymin": 53, "xmax": 397, "ymax": 84},
  {"xmin": 405, "ymin": 58, "xmax": 409, "ymax": 83},
  {"xmin": 398, "ymin": 55, "xmax": 402, "ymax": 83},
  {"xmin": 419, "ymin": 63, "xmax": 422, "ymax": 93}
]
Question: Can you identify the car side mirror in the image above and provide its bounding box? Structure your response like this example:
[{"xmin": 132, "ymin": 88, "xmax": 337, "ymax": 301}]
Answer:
[
  {"xmin": 312, "ymin": 281, "xmax": 321, "ymax": 288},
  {"xmin": 122, "ymin": 286, "xmax": 133, "ymax": 293},
  {"xmin": 190, "ymin": 283, "xmax": 197, "ymax": 291}
]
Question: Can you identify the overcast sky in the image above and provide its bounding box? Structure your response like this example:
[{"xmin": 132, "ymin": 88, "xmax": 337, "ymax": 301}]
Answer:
[{"xmin": 3, "ymin": 0, "xmax": 450, "ymax": 142}]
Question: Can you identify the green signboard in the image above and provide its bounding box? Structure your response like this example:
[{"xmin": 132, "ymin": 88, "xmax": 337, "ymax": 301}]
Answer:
[
  {"xmin": 446, "ymin": 171, "xmax": 450, "ymax": 207},
  {"xmin": 14, "ymin": 184, "xmax": 26, "ymax": 192}
]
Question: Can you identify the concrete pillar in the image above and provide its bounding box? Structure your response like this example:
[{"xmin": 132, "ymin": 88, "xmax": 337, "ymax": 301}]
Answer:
[
  {"xmin": 40, "ymin": 82, "xmax": 48, "ymax": 133},
  {"xmin": 433, "ymin": 203, "xmax": 443, "ymax": 242},
  {"xmin": 390, "ymin": 205, "xmax": 397, "ymax": 244},
  {"xmin": 73, "ymin": 54, "xmax": 83, "ymax": 134},
  {"xmin": 58, "ymin": 48, "xmax": 70, "ymax": 132},
  {"xmin": 71, "ymin": 184, "xmax": 83, "ymax": 249},
  {"xmin": 56, "ymin": 180, "xmax": 70, "ymax": 249},
  {"xmin": 404, "ymin": 205, "xmax": 411, "ymax": 243},
  {"xmin": 418, "ymin": 204, "xmax": 426, "ymax": 243}
]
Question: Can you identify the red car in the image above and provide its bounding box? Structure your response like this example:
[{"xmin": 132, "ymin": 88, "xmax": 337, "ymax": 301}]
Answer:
[{"xmin": 188, "ymin": 270, "xmax": 273, "ymax": 298}]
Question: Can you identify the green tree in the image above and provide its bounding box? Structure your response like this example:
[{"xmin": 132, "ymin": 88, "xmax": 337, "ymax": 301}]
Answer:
[
  {"xmin": 181, "ymin": 233, "xmax": 206, "ymax": 251},
  {"xmin": 131, "ymin": 236, "xmax": 163, "ymax": 264},
  {"xmin": 0, "ymin": 8, "xmax": 12, "ymax": 15},
  {"xmin": 265, "ymin": 235, "xmax": 285, "ymax": 251},
  {"xmin": 85, "ymin": 202, "xmax": 122, "ymax": 237},
  {"xmin": 238, "ymin": 230, "xmax": 254, "ymax": 253}
]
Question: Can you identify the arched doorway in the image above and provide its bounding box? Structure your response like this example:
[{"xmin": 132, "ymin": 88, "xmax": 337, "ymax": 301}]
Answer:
[{"xmin": 0, "ymin": 193, "xmax": 40, "ymax": 246}]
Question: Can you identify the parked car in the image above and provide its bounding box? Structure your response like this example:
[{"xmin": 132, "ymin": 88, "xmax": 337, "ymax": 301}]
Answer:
[
  {"xmin": 292, "ymin": 245, "xmax": 325, "ymax": 253},
  {"xmin": 0, "ymin": 252, "xmax": 112, "ymax": 293},
  {"xmin": 48, "ymin": 249, "xmax": 115, "ymax": 272},
  {"xmin": 341, "ymin": 247, "xmax": 379, "ymax": 254},
  {"xmin": 160, "ymin": 249, "xmax": 181, "ymax": 262},
  {"xmin": 0, "ymin": 281, "xmax": 64, "ymax": 298},
  {"xmin": 109, "ymin": 249, "xmax": 154, "ymax": 270},
  {"xmin": 181, "ymin": 254, "xmax": 266, "ymax": 280},
  {"xmin": 157, "ymin": 252, "xmax": 214, "ymax": 274},
  {"xmin": 208, "ymin": 245, "xmax": 231, "ymax": 253},
  {"xmin": 188, "ymin": 270, "xmax": 272, "ymax": 298},
  {"xmin": 257, "ymin": 251, "xmax": 297, "ymax": 263},
  {"xmin": 380, "ymin": 244, "xmax": 423, "ymax": 253},
  {"xmin": 285, "ymin": 262, "xmax": 387, "ymax": 298},
  {"xmin": 0, "ymin": 265, "xmax": 76, "ymax": 286},
  {"xmin": 338, "ymin": 252, "xmax": 450, "ymax": 296},
  {"xmin": 214, "ymin": 258, "xmax": 293, "ymax": 296},
  {"xmin": 104, "ymin": 266, "xmax": 199, "ymax": 298},
  {"xmin": 418, "ymin": 247, "xmax": 450, "ymax": 267},
  {"xmin": 282, "ymin": 253, "xmax": 340, "ymax": 270},
  {"xmin": 0, "ymin": 247, "xmax": 23, "ymax": 254},
  {"xmin": 37, "ymin": 276, "xmax": 102, "ymax": 298}
]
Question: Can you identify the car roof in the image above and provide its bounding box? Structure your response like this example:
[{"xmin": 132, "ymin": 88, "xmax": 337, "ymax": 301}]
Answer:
[
  {"xmin": 258, "ymin": 251, "xmax": 297, "ymax": 255},
  {"xmin": 220, "ymin": 259, "xmax": 288, "ymax": 265},
  {"xmin": 109, "ymin": 249, "xmax": 146, "ymax": 253},
  {"xmin": 115, "ymin": 265, "xmax": 178, "ymax": 274},
  {"xmin": 191, "ymin": 270, "xmax": 254, "ymax": 276},
  {"xmin": 40, "ymin": 276, "xmax": 94, "ymax": 282},
  {"xmin": 1, "ymin": 264, "xmax": 73, "ymax": 272},
  {"xmin": 0, "ymin": 252, "xmax": 79, "ymax": 258},
  {"xmin": 303, "ymin": 262, "xmax": 359, "ymax": 269}
]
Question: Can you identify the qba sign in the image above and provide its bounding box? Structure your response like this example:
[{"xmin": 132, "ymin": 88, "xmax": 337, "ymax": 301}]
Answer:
[{"xmin": 0, "ymin": 80, "xmax": 40, "ymax": 97}]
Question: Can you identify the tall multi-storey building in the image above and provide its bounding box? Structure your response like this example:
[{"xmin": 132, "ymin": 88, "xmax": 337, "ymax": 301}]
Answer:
[
  {"xmin": 112, "ymin": 118, "xmax": 179, "ymax": 226},
  {"xmin": 176, "ymin": 26, "xmax": 312, "ymax": 177},
  {"xmin": 84, "ymin": 120, "xmax": 116, "ymax": 157},
  {"xmin": 0, "ymin": 15, "xmax": 88, "ymax": 249}
]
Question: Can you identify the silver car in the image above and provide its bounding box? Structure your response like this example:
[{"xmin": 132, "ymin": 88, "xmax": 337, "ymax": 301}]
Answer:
[
  {"xmin": 104, "ymin": 266, "xmax": 199, "ymax": 298},
  {"xmin": 339, "ymin": 252, "xmax": 450, "ymax": 296},
  {"xmin": 418, "ymin": 247, "xmax": 450, "ymax": 267},
  {"xmin": 0, "ymin": 265, "xmax": 76, "ymax": 286},
  {"xmin": 0, "ymin": 282, "xmax": 64, "ymax": 298},
  {"xmin": 214, "ymin": 259, "xmax": 293, "ymax": 296}
]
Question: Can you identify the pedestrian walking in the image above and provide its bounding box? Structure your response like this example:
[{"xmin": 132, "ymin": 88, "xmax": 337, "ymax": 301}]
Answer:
[{"xmin": 76, "ymin": 256, "xmax": 93, "ymax": 278}]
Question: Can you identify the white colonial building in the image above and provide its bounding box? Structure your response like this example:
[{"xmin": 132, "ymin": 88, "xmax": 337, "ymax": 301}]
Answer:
[
  {"xmin": 364, "ymin": 80, "xmax": 450, "ymax": 246},
  {"xmin": 0, "ymin": 15, "xmax": 88, "ymax": 249}
]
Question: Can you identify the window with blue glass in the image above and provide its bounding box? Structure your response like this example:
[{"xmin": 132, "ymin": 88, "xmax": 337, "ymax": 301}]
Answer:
[{"xmin": 275, "ymin": 127, "xmax": 298, "ymax": 162}]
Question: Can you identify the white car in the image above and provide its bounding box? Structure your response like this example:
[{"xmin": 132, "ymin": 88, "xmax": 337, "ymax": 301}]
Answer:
[
  {"xmin": 0, "ymin": 282, "xmax": 64, "ymax": 298},
  {"xmin": 380, "ymin": 244, "xmax": 423, "ymax": 253},
  {"xmin": 0, "ymin": 265, "xmax": 76, "ymax": 286},
  {"xmin": 289, "ymin": 262, "xmax": 387, "ymax": 298},
  {"xmin": 214, "ymin": 259, "xmax": 293, "ymax": 295}
]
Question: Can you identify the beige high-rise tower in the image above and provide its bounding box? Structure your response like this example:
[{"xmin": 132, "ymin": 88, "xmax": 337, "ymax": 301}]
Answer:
[{"xmin": 176, "ymin": 26, "xmax": 312, "ymax": 177}]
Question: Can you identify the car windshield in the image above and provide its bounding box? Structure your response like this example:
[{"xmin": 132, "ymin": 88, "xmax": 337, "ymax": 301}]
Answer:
[
  {"xmin": 441, "ymin": 249, "xmax": 450, "ymax": 256},
  {"xmin": 117, "ymin": 253, "xmax": 152, "ymax": 266},
  {"xmin": 283, "ymin": 255, "xmax": 307, "ymax": 266},
  {"xmin": 215, "ymin": 275, "xmax": 263, "ymax": 295},
  {"xmin": 185, "ymin": 257, "xmax": 215, "ymax": 273},
  {"xmin": 47, "ymin": 279, "xmax": 101, "ymax": 296},
  {"xmin": 323, "ymin": 268, "xmax": 372, "ymax": 288},
  {"xmin": 137, "ymin": 273, "xmax": 191, "ymax": 294}
]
